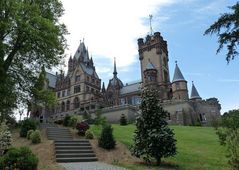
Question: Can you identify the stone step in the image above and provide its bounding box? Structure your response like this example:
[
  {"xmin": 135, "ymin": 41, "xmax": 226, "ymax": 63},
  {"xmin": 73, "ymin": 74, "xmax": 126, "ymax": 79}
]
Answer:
[
  {"xmin": 56, "ymin": 153, "xmax": 96, "ymax": 158},
  {"xmin": 55, "ymin": 146, "xmax": 92, "ymax": 150},
  {"xmin": 47, "ymin": 134, "xmax": 72, "ymax": 137},
  {"xmin": 48, "ymin": 138, "xmax": 72, "ymax": 140},
  {"xmin": 55, "ymin": 150, "xmax": 94, "ymax": 154},
  {"xmin": 55, "ymin": 143, "xmax": 90, "ymax": 147},
  {"xmin": 54, "ymin": 139, "xmax": 89, "ymax": 143},
  {"xmin": 56, "ymin": 157, "xmax": 98, "ymax": 163},
  {"xmin": 47, "ymin": 130, "xmax": 70, "ymax": 133}
]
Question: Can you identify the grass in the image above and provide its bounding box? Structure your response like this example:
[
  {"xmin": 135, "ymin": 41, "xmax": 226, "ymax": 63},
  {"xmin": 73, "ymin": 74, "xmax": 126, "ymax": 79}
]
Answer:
[{"xmin": 90, "ymin": 124, "xmax": 230, "ymax": 170}]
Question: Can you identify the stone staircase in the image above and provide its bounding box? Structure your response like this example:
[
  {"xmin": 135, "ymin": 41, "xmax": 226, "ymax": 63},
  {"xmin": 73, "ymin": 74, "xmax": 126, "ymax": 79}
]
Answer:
[{"xmin": 45, "ymin": 125, "xmax": 97, "ymax": 163}]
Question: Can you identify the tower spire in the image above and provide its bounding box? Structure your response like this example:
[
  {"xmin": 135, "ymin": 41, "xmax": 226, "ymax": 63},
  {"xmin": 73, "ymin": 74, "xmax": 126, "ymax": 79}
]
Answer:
[
  {"xmin": 149, "ymin": 14, "xmax": 153, "ymax": 35},
  {"xmin": 113, "ymin": 57, "xmax": 117, "ymax": 77}
]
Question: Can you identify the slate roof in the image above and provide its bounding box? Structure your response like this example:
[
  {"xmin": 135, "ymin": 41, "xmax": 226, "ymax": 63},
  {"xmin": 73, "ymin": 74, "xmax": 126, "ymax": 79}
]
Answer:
[
  {"xmin": 73, "ymin": 42, "xmax": 89, "ymax": 62},
  {"xmin": 45, "ymin": 72, "xmax": 56, "ymax": 88},
  {"xmin": 120, "ymin": 82, "xmax": 141, "ymax": 95},
  {"xmin": 172, "ymin": 63, "xmax": 186, "ymax": 82},
  {"xmin": 190, "ymin": 82, "xmax": 201, "ymax": 99}
]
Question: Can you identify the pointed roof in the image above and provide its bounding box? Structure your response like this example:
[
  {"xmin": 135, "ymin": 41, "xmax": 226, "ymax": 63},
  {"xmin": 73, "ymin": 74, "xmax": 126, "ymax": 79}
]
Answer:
[
  {"xmin": 172, "ymin": 62, "xmax": 186, "ymax": 83},
  {"xmin": 102, "ymin": 82, "xmax": 106, "ymax": 93},
  {"xmin": 190, "ymin": 81, "xmax": 201, "ymax": 100},
  {"xmin": 113, "ymin": 57, "xmax": 117, "ymax": 77},
  {"xmin": 73, "ymin": 41, "xmax": 89, "ymax": 62}
]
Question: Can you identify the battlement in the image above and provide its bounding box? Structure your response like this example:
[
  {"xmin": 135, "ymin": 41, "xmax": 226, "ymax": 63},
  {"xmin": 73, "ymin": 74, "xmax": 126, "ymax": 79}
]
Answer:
[{"xmin": 137, "ymin": 32, "xmax": 168, "ymax": 56}]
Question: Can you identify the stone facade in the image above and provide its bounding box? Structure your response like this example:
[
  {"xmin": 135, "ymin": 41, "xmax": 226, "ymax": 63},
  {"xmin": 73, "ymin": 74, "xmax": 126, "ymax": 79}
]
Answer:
[{"xmin": 34, "ymin": 31, "xmax": 221, "ymax": 126}]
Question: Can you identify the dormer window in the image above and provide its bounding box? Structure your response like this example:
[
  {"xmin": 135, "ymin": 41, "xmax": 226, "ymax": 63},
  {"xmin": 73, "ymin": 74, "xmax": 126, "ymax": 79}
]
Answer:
[{"xmin": 75, "ymin": 75, "xmax": 80, "ymax": 82}]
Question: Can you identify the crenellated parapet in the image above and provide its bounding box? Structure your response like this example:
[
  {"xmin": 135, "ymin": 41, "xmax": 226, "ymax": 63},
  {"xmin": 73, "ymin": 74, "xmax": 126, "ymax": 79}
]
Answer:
[{"xmin": 138, "ymin": 32, "xmax": 168, "ymax": 60}]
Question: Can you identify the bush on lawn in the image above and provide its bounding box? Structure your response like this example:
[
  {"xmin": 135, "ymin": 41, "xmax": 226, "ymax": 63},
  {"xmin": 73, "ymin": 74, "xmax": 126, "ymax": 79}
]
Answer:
[
  {"xmin": 0, "ymin": 146, "xmax": 38, "ymax": 170},
  {"xmin": 30, "ymin": 130, "xmax": 41, "ymax": 144},
  {"xmin": 98, "ymin": 124, "xmax": 116, "ymax": 150},
  {"xmin": 120, "ymin": 114, "xmax": 127, "ymax": 126},
  {"xmin": 63, "ymin": 115, "xmax": 71, "ymax": 126},
  {"xmin": 27, "ymin": 130, "xmax": 34, "ymax": 140},
  {"xmin": 85, "ymin": 130, "xmax": 94, "ymax": 139},
  {"xmin": 76, "ymin": 121, "xmax": 89, "ymax": 136},
  {"xmin": 20, "ymin": 119, "xmax": 37, "ymax": 137}
]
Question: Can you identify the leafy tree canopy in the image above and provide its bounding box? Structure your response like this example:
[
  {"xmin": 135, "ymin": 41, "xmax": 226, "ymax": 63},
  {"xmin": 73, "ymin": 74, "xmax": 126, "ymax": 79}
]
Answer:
[
  {"xmin": 204, "ymin": 2, "xmax": 239, "ymax": 63},
  {"xmin": 0, "ymin": 0, "xmax": 67, "ymax": 113}
]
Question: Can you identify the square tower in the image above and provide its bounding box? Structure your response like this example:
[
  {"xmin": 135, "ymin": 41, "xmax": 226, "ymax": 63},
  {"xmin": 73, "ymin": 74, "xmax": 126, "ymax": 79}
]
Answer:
[{"xmin": 138, "ymin": 32, "xmax": 171, "ymax": 100}]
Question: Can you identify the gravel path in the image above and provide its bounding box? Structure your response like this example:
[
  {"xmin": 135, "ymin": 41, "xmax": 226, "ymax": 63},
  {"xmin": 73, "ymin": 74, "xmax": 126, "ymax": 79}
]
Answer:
[{"xmin": 60, "ymin": 162, "xmax": 127, "ymax": 170}]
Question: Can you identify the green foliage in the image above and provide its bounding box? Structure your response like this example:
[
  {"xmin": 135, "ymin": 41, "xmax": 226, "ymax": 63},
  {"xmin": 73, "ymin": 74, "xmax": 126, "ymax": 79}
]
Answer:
[
  {"xmin": 98, "ymin": 124, "xmax": 116, "ymax": 150},
  {"xmin": 63, "ymin": 115, "xmax": 71, "ymax": 126},
  {"xmin": 120, "ymin": 114, "xmax": 127, "ymax": 126},
  {"xmin": 0, "ymin": 0, "xmax": 67, "ymax": 115},
  {"xmin": 204, "ymin": 2, "xmax": 239, "ymax": 63},
  {"xmin": 226, "ymin": 129, "xmax": 239, "ymax": 169},
  {"xmin": 30, "ymin": 130, "xmax": 41, "ymax": 144},
  {"xmin": 85, "ymin": 130, "xmax": 94, "ymax": 139},
  {"xmin": 68, "ymin": 115, "xmax": 80, "ymax": 128},
  {"xmin": 94, "ymin": 110, "xmax": 107, "ymax": 126},
  {"xmin": 131, "ymin": 88, "xmax": 176, "ymax": 165},
  {"xmin": 1, "ymin": 146, "xmax": 38, "ymax": 170},
  {"xmin": 0, "ymin": 121, "xmax": 12, "ymax": 156},
  {"xmin": 221, "ymin": 110, "xmax": 239, "ymax": 130},
  {"xmin": 27, "ymin": 130, "xmax": 34, "ymax": 140},
  {"xmin": 20, "ymin": 119, "xmax": 37, "ymax": 137}
]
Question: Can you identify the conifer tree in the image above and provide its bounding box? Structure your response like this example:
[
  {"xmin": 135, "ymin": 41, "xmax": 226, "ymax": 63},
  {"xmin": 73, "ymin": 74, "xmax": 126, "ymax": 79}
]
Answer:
[
  {"xmin": 131, "ymin": 88, "xmax": 176, "ymax": 165},
  {"xmin": 120, "ymin": 114, "xmax": 127, "ymax": 125}
]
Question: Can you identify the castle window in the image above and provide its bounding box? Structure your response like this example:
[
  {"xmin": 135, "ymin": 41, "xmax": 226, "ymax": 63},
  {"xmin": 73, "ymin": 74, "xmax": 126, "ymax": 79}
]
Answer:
[
  {"xmin": 86, "ymin": 86, "xmax": 89, "ymax": 92},
  {"xmin": 62, "ymin": 90, "xmax": 65, "ymax": 97},
  {"xmin": 57, "ymin": 92, "xmax": 61, "ymax": 98},
  {"xmin": 61, "ymin": 102, "xmax": 65, "ymax": 112},
  {"xmin": 67, "ymin": 89, "xmax": 70, "ymax": 96},
  {"xmin": 66, "ymin": 100, "xmax": 70, "ymax": 111},
  {"xmin": 147, "ymin": 75, "xmax": 155, "ymax": 81},
  {"xmin": 87, "ymin": 76, "xmax": 89, "ymax": 82},
  {"xmin": 75, "ymin": 75, "xmax": 80, "ymax": 82},
  {"xmin": 74, "ymin": 97, "xmax": 80, "ymax": 109},
  {"xmin": 92, "ymin": 78, "xmax": 95, "ymax": 84},
  {"xmin": 91, "ymin": 105, "xmax": 95, "ymax": 110},
  {"xmin": 74, "ymin": 85, "xmax": 81, "ymax": 93},
  {"xmin": 91, "ymin": 88, "xmax": 95, "ymax": 93}
]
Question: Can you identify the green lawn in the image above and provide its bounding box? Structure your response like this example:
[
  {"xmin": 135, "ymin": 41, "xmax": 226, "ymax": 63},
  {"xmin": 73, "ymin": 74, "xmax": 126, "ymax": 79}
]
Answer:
[{"xmin": 90, "ymin": 124, "xmax": 230, "ymax": 170}]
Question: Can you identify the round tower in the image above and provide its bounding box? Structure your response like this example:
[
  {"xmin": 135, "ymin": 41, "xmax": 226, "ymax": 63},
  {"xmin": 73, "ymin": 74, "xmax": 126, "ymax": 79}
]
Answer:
[
  {"xmin": 171, "ymin": 62, "xmax": 189, "ymax": 100},
  {"xmin": 190, "ymin": 81, "xmax": 202, "ymax": 100}
]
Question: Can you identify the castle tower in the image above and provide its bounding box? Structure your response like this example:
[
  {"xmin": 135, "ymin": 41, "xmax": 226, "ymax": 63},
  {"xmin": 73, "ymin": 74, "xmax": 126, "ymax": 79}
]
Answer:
[
  {"xmin": 171, "ymin": 62, "xmax": 189, "ymax": 100},
  {"xmin": 106, "ymin": 58, "xmax": 124, "ymax": 106},
  {"xmin": 190, "ymin": 81, "xmax": 202, "ymax": 100},
  {"xmin": 138, "ymin": 32, "xmax": 171, "ymax": 99}
]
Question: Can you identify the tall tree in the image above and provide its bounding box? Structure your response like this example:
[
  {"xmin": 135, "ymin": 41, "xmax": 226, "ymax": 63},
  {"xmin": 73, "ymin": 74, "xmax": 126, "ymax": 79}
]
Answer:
[
  {"xmin": 0, "ymin": 0, "xmax": 67, "ymax": 113},
  {"xmin": 204, "ymin": 2, "xmax": 239, "ymax": 63},
  {"xmin": 131, "ymin": 88, "xmax": 176, "ymax": 165}
]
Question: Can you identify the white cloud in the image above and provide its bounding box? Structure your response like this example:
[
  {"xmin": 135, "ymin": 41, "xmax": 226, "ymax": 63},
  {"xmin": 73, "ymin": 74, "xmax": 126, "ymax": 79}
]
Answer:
[{"xmin": 61, "ymin": 0, "xmax": 175, "ymax": 68}]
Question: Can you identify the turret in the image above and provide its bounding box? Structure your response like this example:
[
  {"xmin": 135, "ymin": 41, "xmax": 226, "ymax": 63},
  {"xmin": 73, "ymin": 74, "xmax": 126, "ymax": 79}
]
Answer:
[
  {"xmin": 143, "ymin": 60, "xmax": 158, "ymax": 89},
  {"xmin": 190, "ymin": 81, "xmax": 202, "ymax": 100},
  {"xmin": 171, "ymin": 62, "xmax": 189, "ymax": 100}
]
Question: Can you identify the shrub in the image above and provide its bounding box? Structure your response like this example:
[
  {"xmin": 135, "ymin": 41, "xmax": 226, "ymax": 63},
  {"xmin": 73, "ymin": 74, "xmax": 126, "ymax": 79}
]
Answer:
[
  {"xmin": 68, "ymin": 115, "xmax": 78, "ymax": 128},
  {"xmin": 1, "ymin": 146, "xmax": 38, "ymax": 170},
  {"xmin": 54, "ymin": 119, "xmax": 63, "ymax": 125},
  {"xmin": 20, "ymin": 119, "xmax": 37, "ymax": 137},
  {"xmin": 120, "ymin": 114, "xmax": 127, "ymax": 126},
  {"xmin": 0, "ymin": 121, "xmax": 12, "ymax": 156},
  {"xmin": 63, "ymin": 115, "xmax": 71, "ymax": 126},
  {"xmin": 85, "ymin": 130, "xmax": 94, "ymax": 139},
  {"xmin": 27, "ymin": 130, "xmax": 34, "ymax": 140},
  {"xmin": 30, "ymin": 130, "xmax": 41, "ymax": 144},
  {"xmin": 76, "ymin": 121, "xmax": 89, "ymax": 136},
  {"xmin": 226, "ymin": 129, "xmax": 239, "ymax": 169},
  {"xmin": 98, "ymin": 124, "xmax": 116, "ymax": 150}
]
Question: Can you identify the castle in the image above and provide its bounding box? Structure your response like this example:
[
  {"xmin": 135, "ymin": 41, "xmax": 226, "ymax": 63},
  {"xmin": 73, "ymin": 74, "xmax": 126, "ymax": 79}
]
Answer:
[{"xmin": 37, "ymin": 31, "xmax": 221, "ymax": 125}]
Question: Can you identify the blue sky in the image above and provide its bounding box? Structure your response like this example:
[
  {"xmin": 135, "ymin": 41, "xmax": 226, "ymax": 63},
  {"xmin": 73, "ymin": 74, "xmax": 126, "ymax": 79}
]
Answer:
[{"xmin": 60, "ymin": 0, "xmax": 239, "ymax": 113}]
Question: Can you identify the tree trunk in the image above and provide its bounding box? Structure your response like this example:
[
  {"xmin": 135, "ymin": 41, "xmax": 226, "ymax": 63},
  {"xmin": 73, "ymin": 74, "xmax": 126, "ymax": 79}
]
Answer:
[{"xmin": 156, "ymin": 157, "xmax": 161, "ymax": 166}]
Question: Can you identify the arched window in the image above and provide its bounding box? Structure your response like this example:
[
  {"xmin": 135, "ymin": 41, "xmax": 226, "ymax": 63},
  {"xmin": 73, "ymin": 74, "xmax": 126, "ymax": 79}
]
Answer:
[
  {"xmin": 74, "ymin": 97, "xmax": 80, "ymax": 109},
  {"xmin": 61, "ymin": 102, "xmax": 65, "ymax": 112},
  {"xmin": 66, "ymin": 100, "xmax": 70, "ymax": 111}
]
